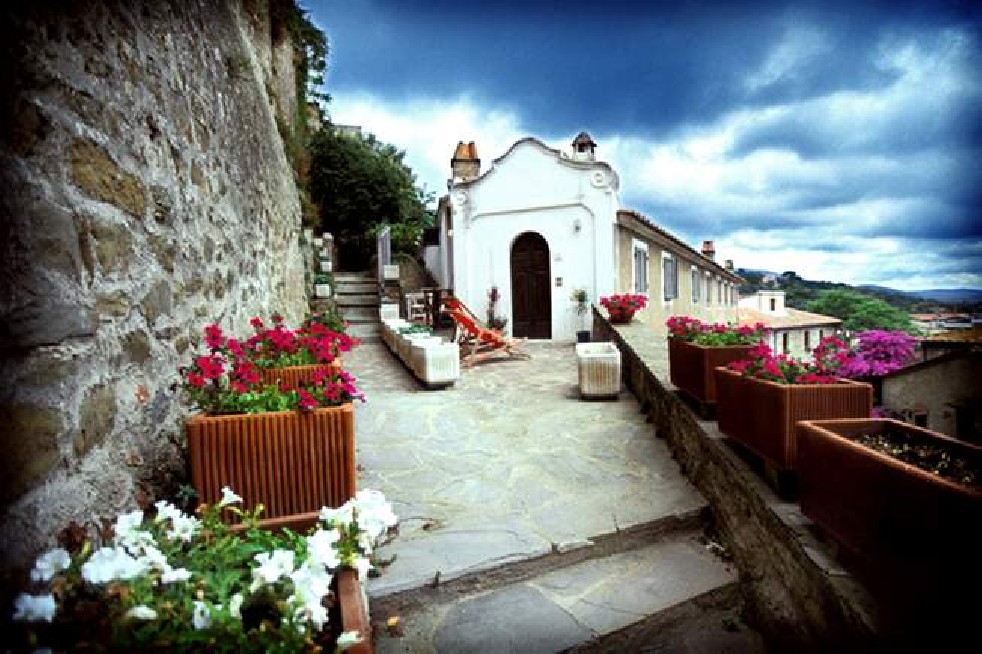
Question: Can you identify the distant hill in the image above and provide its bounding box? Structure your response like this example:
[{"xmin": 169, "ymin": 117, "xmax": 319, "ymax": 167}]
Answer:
[{"xmin": 857, "ymin": 285, "xmax": 982, "ymax": 303}]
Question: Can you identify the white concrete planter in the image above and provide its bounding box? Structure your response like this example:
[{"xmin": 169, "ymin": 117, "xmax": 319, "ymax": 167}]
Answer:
[
  {"xmin": 381, "ymin": 326, "xmax": 459, "ymax": 388},
  {"xmin": 319, "ymin": 259, "xmax": 332, "ymax": 273},
  {"xmin": 304, "ymin": 228, "xmax": 314, "ymax": 242},
  {"xmin": 383, "ymin": 264, "xmax": 400, "ymax": 281},
  {"xmin": 576, "ymin": 342, "xmax": 621, "ymax": 399},
  {"xmin": 379, "ymin": 303, "xmax": 400, "ymax": 321},
  {"xmin": 314, "ymin": 283, "xmax": 332, "ymax": 298}
]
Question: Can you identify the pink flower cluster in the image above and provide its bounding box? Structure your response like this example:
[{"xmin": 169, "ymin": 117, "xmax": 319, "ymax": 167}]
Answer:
[
  {"xmin": 666, "ymin": 316, "xmax": 767, "ymax": 346},
  {"xmin": 728, "ymin": 342, "xmax": 840, "ymax": 385},
  {"xmin": 246, "ymin": 314, "xmax": 357, "ymax": 367},
  {"xmin": 599, "ymin": 293, "xmax": 648, "ymax": 313},
  {"xmin": 811, "ymin": 331, "xmax": 917, "ymax": 378}
]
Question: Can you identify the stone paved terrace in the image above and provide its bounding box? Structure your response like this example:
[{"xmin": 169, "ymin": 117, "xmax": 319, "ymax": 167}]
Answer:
[{"xmin": 343, "ymin": 340, "xmax": 706, "ymax": 597}]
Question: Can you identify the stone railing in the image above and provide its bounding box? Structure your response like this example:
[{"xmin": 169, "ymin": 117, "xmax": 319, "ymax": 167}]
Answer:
[{"xmin": 592, "ymin": 308, "xmax": 886, "ymax": 652}]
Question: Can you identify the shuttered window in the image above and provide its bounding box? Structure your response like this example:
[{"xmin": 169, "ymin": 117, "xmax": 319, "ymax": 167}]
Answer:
[
  {"xmin": 633, "ymin": 244, "xmax": 649, "ymax": 294},
  {"xmin": 691, "ymin": 267, "xmax": 700, "ymax": 304},
  {"xmin": 663, "ymin": 255, "xmax": 678, "ymax": 300}
]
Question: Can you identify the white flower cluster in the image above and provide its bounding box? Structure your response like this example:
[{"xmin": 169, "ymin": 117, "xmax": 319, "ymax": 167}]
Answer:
[{"xmin": 12, "ymin": 486, "xmax": 398, "ymax": 646}]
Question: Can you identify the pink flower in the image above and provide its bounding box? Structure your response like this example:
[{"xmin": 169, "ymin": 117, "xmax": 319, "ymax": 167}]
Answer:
[
  {"xmin": 186, "ymin": 372, "xmax": 206, "ymax": 388},
  {"xmin": 196, "ymin": 356, "xmax": 224, "ymax": 380},
  {"xmin": 204, "ymin": 324, "xmax": 225, "ymax": 349},
  {"xmin": 250, "ymin": 317, "xmax": 264, "ymax": 330}
]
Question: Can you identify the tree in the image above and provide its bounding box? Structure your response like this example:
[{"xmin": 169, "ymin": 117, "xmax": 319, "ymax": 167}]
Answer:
[
  {"xmin": 806, "ymin": 289, "xmax": 913, "ymax": 332},
  {"xmin": 308, "ymin": 128, "xmax": 431, "ymax": 269}
]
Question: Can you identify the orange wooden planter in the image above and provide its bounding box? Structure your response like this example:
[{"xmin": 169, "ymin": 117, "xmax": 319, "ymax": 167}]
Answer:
[
  {"xmin": 186, "ymin": 404, "xmax": 356, "ymax": 530},
  {"xmin": 338, "ymin": 568, "xmax": 373, "ymax": 654},
  {"xmin": 714, "ymin": 367, "xmax": 872, "ymax": 471},
  {"xmin": 668, "ymin": 339, "xmax": 754, "ymax": 404},
  {"xmin": 797, "ymin": 419, "xmax": 982, "ymax": 593},
  {"xmin": 258, "ymin": 361, "xmax": 343, "ymax": 388}
]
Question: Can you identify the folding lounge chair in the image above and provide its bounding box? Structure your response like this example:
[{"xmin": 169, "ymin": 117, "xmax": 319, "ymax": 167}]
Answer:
[{"xmin": 444, "ymin": 308, "xmax": 531, "ymax": 367}]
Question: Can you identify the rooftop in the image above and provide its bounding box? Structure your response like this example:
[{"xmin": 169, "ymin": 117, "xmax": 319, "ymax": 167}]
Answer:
[{"xmin": 738, "ymin": 306, "xmax": 842, "ymax": 329}]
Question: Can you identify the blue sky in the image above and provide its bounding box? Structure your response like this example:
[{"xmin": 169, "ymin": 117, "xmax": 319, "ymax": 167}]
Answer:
[{"xmin": 305, "ymin": 0, "xmax": 981, "ymax": 291}]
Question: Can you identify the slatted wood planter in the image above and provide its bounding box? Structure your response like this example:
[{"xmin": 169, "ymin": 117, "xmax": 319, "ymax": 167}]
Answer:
[
  {"xmin": 338, "ymin": 568, "xmax": 373, "ymax": 654},
  {"xmin": 186, "ymin": 404, "xmax": 356, "ymax": 531},
  {"xmin": 714, "ymin": 367, "xmax": 872, "ymax": 471},
  {"xmin": 258, "ymin": 361, "xmax": 342, "ymax": 388},
  {"xmin": 796, "ymin": 419, "xmax": 982, "ymax": 586},
  {"xmin": 668, "ymin": 339, "xmax": 753, "ymax": 404}
]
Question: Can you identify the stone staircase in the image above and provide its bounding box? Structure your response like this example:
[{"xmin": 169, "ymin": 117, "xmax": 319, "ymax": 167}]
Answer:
[
  {"xmin": 333, "ymin": 271, "xmax": 381, "ymax": 343},
  {"xmin": 371, "ymin": 512, "xmax": 766, "ymax": 653}
]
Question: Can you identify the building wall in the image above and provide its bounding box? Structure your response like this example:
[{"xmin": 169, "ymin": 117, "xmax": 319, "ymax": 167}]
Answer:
[
  {"xmin": 764, "ymin": 327, "xmax": 833, "ymax": 361},
  {"xmin": 0, "ymin": 0, "xmax": 306, "ymax": 565},
  {"xmin": 615, "ymin": 228, "xmax": 739, "ymax": 338},
  {"xmin": 882, "ymin": 354, "xmax": 982, "ymax": 439},
  {"xmin": 449, "ymin": 140, "xmax": 620, "ymax": 340}
]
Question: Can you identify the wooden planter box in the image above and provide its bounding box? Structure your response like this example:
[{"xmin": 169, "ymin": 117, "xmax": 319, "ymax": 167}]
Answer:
[
  {"xmin": 668, "ymin": 339, "xmax": 753, "ymax": 404},
  {"xmin": 258, "ymin": 362, "xmax": 343, "ymax": 389},
  {"xmin": 186, "ymin": 404, "xmax": 356, "ymax": 530},
  {"xmin": 338, "ymin": 568, "xmax": 373, "ymax": 654},
  {"xmin": 796, "ymin": 419, "xmax": 982, "ymax": 588},
  {"xmin": 714, "ymin": 367, "xmax": 872, "ymax": 471}
]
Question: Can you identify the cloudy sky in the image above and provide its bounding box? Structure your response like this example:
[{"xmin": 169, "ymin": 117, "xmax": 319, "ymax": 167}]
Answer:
[{"xmin": 306, "ymin": 0, "xmax": 980, "ymax": 291}]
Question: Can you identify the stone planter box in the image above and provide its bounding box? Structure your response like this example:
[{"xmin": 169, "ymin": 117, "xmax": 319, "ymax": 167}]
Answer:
[
  {"xmin": 383, "ymin": 264, "xmax": 400, "ymax": 281},
  {"xmin": 668, "ymin": 339, "xmax": 754, "ymax": 404},
  {"xmin": 314, "ymin": 283, "xmax": 332, "ymax": 298},
  {"xmin": 186, "ymin": 405, "xmax": 356, "ymax": 530},
  {"xmin": 410, "ymin": 338, "xmax": 459, "ymax": 387},
  {"xmin": 379, "ymin": 302, "xmax": 400, "ymax": 321},
  {"xmin": 714, "ymin": 367, "xmax": 872, "ymax": 471},
  {"xmin": 576, "ymin": 342, "xmax": 621, "ymax": 399},
  {"xmin": 796, "ymin": 418, "xmax": 982, "ymax": 587},
  {"xmin": 312, "ymin": 236, "xmax": 322, "ymax": 248},
  {"xmin": 258, "ymin": 362, "xmax": 342, "ymax": 389},
  {"xmin": 319, "ymin": 259, "xmax": 333, "ymax": 273}
]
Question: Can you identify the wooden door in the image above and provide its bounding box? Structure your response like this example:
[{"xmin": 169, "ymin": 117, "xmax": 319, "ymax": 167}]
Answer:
[{"xmin": 510, "ymin": 232, "xmax": 551, "ymax": 339}]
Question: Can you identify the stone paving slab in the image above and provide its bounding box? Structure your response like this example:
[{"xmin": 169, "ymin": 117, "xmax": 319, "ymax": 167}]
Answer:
[
  {"xmin": 343, "ymin": 341, "xmax": 708, "ymax": 597},
  {"xmin": 374, "ymin": 530, "xmax": 740, "ymax": 654}
]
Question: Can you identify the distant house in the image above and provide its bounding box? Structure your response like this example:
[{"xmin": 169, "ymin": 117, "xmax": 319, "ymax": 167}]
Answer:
[
  {"xmin": 911, "ymin": 313, "xmax": 972, "ymax": 334},
  {"xmin": 738, "ymin": 290, "xmax": 842, "ymax": 361},
  {"xmin": 425, "ymin": 133, "xmax": 741, "ymax": 340},
  {"xmin": 880, "ymin": 349, "xmax": 981, "ymax": 443},
  {"xmin": 919, "ymin": 327, "xmax": 982, "ymax": 360}
]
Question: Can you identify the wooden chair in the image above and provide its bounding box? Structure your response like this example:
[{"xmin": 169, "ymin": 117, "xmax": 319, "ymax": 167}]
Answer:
[{"xmin": 444, "ymin": 307, "xmax": 530, "ymax": 367}]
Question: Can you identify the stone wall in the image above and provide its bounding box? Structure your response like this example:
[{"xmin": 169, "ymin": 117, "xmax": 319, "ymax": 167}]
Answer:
[{"xmin": 0, "ymin": 0, "xmax": 307, "ymax": 566}]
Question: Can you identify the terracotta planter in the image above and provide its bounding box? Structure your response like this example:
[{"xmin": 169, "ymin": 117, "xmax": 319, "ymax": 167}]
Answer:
[
  {"xmin": 797, "ymin": 419, "xmax": 981, "ymax": 587},
  {"xmin": 186, "ymin": 404, "xmax": 356, "ymax": 530},
  {"xmin": 338, "ymin": 568, "xmax": 373, "ymax": 654},
  {"xmin": 668, "ymin": 339, "xmax": 754, "ymax": 404},
  {"xmin": 258, "ymin": 362, "xmax": 343, "ymax": 388},
  {"xmin": 714, "ymin": 367, "xmax": 872, "ymax": 471}
]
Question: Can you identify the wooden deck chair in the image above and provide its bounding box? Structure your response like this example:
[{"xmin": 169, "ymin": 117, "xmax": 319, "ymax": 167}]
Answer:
[{"xmin": 445, "ymin": 308, "xmax": 531, "ymax": 367}]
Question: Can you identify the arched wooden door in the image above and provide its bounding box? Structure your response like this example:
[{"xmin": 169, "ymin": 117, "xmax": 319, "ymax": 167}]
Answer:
[{"xmin": 510, "ymin": 232, "xmax": 552, "ymax": 339}]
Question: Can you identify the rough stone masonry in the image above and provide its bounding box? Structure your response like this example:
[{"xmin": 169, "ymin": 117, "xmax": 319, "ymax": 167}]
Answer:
[{"xmin": 0, "ymin": 0, "xmax": 308, "ymax": 566}]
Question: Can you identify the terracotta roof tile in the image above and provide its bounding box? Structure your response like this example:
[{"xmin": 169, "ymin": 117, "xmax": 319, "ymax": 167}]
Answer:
[{"xmin": 738, "ymin": 307, "xmax": 842, "ymax": 329}]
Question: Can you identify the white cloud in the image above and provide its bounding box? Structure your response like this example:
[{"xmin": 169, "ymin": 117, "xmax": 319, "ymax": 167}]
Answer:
[{"xmin": 745, "ymin": 25, "xmax": 832, "ymax": 92}]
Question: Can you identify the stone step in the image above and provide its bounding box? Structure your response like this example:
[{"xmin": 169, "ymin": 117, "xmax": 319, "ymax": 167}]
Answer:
[
  {"xmin": 335, "ymin": 294, "xmax": 379, "ymax": 307},
  {"xmin": 338, "ymin": 306, "xmax": 379, "ymax": 322},
  {"xmin": 335, "ymin": 282, "xmax": 379, "ymax": 294},
  {"xmin": 371, "ymin": 528, "xmax": 764, "ymax": 653},
  {"xmin": 333, "ymin": 271, "xmax": 377, "ymax": 283},
  {"xmin": 346, "ymin": 322, "xmax": 381, "ymax": 343}
]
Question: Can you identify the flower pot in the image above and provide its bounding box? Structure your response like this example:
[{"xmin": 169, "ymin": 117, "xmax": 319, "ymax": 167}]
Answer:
[
  {"xmin": 714, "ymin": 367, "xmax": 872, "ymax": 471},
  {"xmin": 315, "ymin": 283, "xmax": 332, "ymax": 298},
  {"xmin": 796, "ymin": 418, "xmax": 981, "ymax": 590},
  {"xmin": 258, "ymin": 362, "xmax": 342, "ymax": 389},
  {"xmin": 338, "ymin": 568, "xmax": 373, "ymax": 654},
  {"xmin": 320, "ymin": 260, "xmax": 333, "ymax": 273},
  {"xmin": 576, "ymin": 330, "xmax": 591, "ymax": 343},
  {"xmin": 606, "ymin": 308, "xmax": 636, "ymax": 324},
  {"xmin": 668, "ymin": 339, "xmax": 754, "ymax": 404},
  {"xmin": 186, "ymin": 405, "xmax": 356, "ymax": 529}
]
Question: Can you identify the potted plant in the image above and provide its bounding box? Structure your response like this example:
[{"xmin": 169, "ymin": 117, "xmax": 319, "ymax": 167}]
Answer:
[
  {"xmin": 599, "ymin": 293, "xmax": 648, "ymax": 324},
  {"xmin": 243, "ymin": 315, "xmax": 356, "ymax": 388},
  {"xmin": 486, "ymin": 286, "xmax": 508, "ymax": 332},
  {"xmin": 180, "ymin": 322, "xmax": 365, "ymax": 530},
  {"xmin": 714, "ymin": 342, "xmax": 872, "ymax": 472},
  {"xmin": 796, "ymin": 418, "xmax": 981, "ymax": 594},
  {"xmin": 571, "ymin": 288, "xmax": 591, "ymax": 343},
  {"xmin": 9, "ymin": 487, "xmax": 397, "ymax": 653},
  {"xmin": 314, "ymin": 273, "xmax": 333, "ymax": 299},
  {"xmin": 666, "ymin": 316, "xmax": 767, "ymax": 405}
]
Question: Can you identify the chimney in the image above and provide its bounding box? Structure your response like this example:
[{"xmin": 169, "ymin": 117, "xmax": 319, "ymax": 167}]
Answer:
[
  {"xmin": 451, "ymin": 141, "xmax": 481, "ymax": 181},
  {"xmin": 701, "ymin": 240, "xmax": 716, "ymax": 260},
  {"xmin": 724, "ymin": 259, "xmax": 733, "ymax": 271}
]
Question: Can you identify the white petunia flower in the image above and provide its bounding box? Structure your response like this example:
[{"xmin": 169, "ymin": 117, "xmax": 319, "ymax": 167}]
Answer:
[
  {"xmin": 137, "ymin": 546, "xmax": 168, "ymax": 573},
  {"xmin": 125, "ymin": 605, "xmax": 158, "ymax": 620},
  {"xmin": 81, "ymin": 547, "xmax": 144, "ymax": 584},
  {"xmin": 166, "ymin": 514, "xmax": 201, "ymax": 543},
  {"xmin": 160, "ymin": 566, "xmax": 192, "ymax": 584},
  {"xmin": 219, "ymin": 486, "xmax": 242, "ymax": 507},
  {"xmin": 306, "ymin": 529, "xmax": 341, "ymax": 570},
  {"xmin": 250, "ymin": 549, "xmax": 296, "ymax": 590},
  {"xmin": 30, "ymin": 548, "xmax": 71, "ymax": 582},
  {"xmin": 12, "ymin": 593, "xmax": 57, "ymax": 622},
  {"xmin": 192, "ymin": 600, "xmax": 213, "ymax": 630},
  {"xmin": 154, "ymin": 500, "xmax": 183, "ymax": 524},
  {"xmin": 229, "ymin": 592, "xmax": 244, "ymax": 619},
  {"xmin": 350, "ymin": 555, "xmax": 371, "ymax": 580},
  {"xmin": 318, "ymin": 503, "xmax": 353, "ymax": 527},
  {"xmin": 335, "ymin": 630, "xmax": 364, "ymax": 650}
]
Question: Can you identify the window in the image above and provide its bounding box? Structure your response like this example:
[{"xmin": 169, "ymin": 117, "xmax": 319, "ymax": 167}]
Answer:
[
  {"xmin": 769, "ymin": 298, "xmax": 777, "ymax": 312},
  {"xmin": 782, "ymin": 332, "xmax": 790, "ymax": 354},
  {"xmin": 632, "ymin": 241, "xmax": 649, "ymax": 294},
  {"xmin": 804, "ymin": 330, "xmax": 811, "ymax": 351},
  {"xmin": 705, "ymin": 273, "xmax": 711, "ymax": 306},
  {"xmin": 662, "ymin": 254, "xmax": 678, "ymax": 300},
  {"xmin": 716, "ymin": 279, "xmax": 722, "ymax": 305},
  {"xmin": 691, "ymin": 267, "xmax": 700, "ymax": 304}
]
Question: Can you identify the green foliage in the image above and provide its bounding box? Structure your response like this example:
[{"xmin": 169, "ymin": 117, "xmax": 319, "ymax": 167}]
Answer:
[
  {"xmin": 806, "ymin": 289, "xmax": 914, "ymax": 332},
  {"xmin": 309, "ymin": 128, "xmax": 432, "ymax": 266}
]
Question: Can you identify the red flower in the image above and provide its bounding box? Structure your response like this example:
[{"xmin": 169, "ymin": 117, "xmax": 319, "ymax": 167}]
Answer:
[
  {"xmin": 195, "ymin": 355, "xmax": 224, "ymax": 380},
  {"xmin": 250, "ymin": 317, "xmax": 264, "ymax": 329},
  {"xmin": 297, "ymin": 389, "xmax": 318, "ymax": 410},
  {"xmin": 204, "ymin": 323, "xmax": 225, "ymax": 349},
  {"xmin": 186, "ymin": 372, "xmax": 206, "ymax": 388},
  {"xmin": 272, "ymin": 314, "xmax": 284, "ymax": 324}
]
